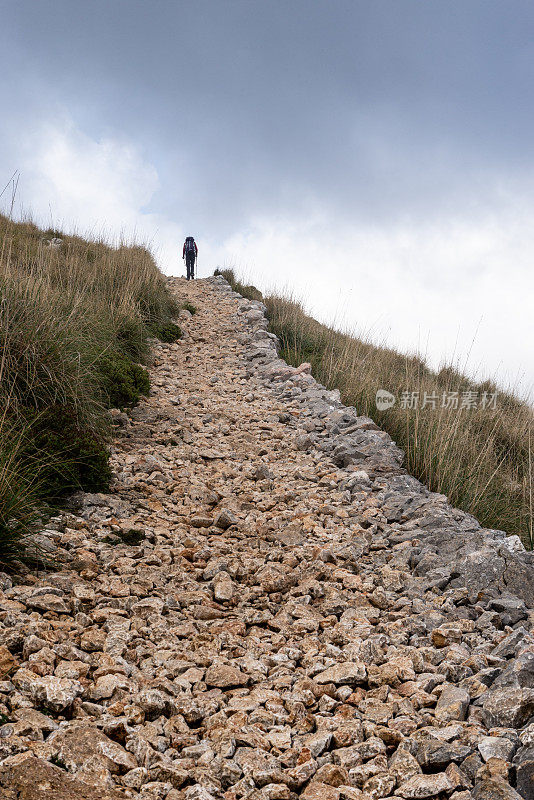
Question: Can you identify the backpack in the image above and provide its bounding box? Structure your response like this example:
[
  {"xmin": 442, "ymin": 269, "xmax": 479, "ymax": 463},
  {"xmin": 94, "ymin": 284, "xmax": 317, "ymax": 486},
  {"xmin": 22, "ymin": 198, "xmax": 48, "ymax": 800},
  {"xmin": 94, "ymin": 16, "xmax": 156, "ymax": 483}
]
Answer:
[{"xmin": 185, "ymin": 237, "xmax": 196, "ymax": 254}]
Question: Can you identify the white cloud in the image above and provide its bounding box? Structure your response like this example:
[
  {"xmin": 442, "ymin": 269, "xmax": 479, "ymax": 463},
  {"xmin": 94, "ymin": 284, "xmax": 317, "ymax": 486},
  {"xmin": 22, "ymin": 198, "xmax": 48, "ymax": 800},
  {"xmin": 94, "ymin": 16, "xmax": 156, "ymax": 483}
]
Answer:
[
  {"xmin": 2, "ymin": 114, "xmax": 532, "ymax": 400},
  {"xmin": 211, "ymin": 212, "xmax": 534, "ymax": 399},
  {"xmin": 5, "ymin": 115, "xmax": 186, "ymax": 274}
]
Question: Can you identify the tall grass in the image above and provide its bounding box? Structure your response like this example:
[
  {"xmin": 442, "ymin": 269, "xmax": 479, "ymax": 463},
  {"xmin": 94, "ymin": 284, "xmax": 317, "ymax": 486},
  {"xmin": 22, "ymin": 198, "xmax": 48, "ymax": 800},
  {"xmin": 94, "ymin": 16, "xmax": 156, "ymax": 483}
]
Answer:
[
  {"xmin": 220, "ymin": 269, "xmax": 534, "ymax": 548},
  {"xmin": 0, "ymin": 214, "xmax": 180, "ymax": 564},
  {"xmin": 0, "ymin": 415, "xmax": 44, "ymax": 562}
]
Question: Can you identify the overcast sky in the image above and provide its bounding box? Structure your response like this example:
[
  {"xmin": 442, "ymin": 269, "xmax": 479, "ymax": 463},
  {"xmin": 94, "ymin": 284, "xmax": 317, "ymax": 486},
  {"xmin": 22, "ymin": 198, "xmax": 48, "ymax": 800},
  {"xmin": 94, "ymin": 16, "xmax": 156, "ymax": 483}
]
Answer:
[{"xmin": 1, "ymin": 0, "xmax": 533, "ymax": 397}]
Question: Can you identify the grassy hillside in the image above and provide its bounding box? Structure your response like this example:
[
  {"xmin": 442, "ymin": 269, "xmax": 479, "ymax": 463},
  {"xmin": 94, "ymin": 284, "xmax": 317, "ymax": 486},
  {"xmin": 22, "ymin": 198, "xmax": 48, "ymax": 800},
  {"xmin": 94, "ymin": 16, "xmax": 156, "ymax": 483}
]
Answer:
[
  {"xmin": 0, "ymin": 215, "xmax": 181, "ymax": 564},
  {"xmin": 218, "ymin": 269, "xmax": 533, "ymax": 548}
]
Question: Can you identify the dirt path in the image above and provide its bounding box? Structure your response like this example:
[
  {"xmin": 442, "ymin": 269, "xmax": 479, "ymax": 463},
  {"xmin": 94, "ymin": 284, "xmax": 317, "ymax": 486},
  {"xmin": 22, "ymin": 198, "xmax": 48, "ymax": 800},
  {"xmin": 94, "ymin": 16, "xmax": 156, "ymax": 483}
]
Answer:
[{"xmin": 0, "ymin": 276, "xmax": 533, "ymax": 800}]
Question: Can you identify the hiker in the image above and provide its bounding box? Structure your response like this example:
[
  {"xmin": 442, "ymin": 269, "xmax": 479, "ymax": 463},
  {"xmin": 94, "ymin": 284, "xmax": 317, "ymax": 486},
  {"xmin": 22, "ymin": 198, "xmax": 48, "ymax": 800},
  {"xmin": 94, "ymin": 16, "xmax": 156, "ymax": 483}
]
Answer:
[{"xmin": 183, "ymin": 236, "xmax": 198, "ymax": 280}]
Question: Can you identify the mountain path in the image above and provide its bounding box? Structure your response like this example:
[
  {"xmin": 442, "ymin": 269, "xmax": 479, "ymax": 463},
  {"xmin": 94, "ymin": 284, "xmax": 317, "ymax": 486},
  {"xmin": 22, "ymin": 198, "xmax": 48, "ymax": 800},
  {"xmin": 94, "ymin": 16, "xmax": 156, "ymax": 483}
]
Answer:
[{"xmin": 0, "ymin": 276, "xmax": 533, "ymax": 800}]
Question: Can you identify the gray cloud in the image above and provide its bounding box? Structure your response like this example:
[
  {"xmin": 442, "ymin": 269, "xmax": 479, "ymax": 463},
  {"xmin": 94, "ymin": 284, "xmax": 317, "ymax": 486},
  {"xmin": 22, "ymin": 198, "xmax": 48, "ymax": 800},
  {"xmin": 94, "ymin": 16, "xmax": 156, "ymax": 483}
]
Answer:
[{"xmin": 1, "ymin": 0, "xmax": 533, "ymax": 394}]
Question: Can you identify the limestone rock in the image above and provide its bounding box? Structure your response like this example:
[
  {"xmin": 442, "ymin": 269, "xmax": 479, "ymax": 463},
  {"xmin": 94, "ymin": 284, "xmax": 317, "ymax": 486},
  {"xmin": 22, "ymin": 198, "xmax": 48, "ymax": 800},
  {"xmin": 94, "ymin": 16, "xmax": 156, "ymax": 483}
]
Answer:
[
  {"xmin": 478, "ymin": 736, "xmax": 517, "ymax": 763},
  {"xmin": 205, "ymin": 663, "xmax": 248, "ymax": 688},
  {"xmin": 483, "ymin": 687, "xmax": 534, "ymax": 728},
  {"xmin": 213, "ymin": 571, "xmax": 234, "ymax": 601},
  {"xmin": 435, "ymin": 685, "xmax": 470, "ymax": 721},
  {"xmin": 0, "ymin": 645, "xmax": 18, "ymax": 678},
  {"xmin": 47, "ymin": 722, "xmax": 137, "ymax": 774},
  {"xmin": 215, "ymin": 509, "xmax": 238, "ymax": 529},
  {"xmin": 472, "ymin": 778, "xmax": 524, "ymax": 799},
  {"xmin": 397, "ymin": 772, "xmax": 453, "ymax": 798},
  {"xmin": 315, "ymin": 662, "xmax": 367, "ymax": 686},
  {"xmin": 0, "ymin": 754, "xmax": 125, "ymax": 800},
  {"xmin": 12, "ymin": 670, "xmax": 83, "ymax": 712},
  {"xmin": 515, "ymin": 749, "xmax": 534, "ymax": 800},
  {"xmin": 301, "ymin": 782, "xmax": 341, "ymax": 800},
  {"xmin": 25, "ymin": 593, "xmax": 70, "ymax": 614}
]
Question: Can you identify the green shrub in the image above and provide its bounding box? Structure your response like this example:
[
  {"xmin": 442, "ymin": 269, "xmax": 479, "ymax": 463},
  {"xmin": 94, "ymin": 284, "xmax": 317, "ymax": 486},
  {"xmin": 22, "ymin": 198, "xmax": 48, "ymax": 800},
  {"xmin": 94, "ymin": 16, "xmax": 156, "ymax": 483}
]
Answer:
[
  {"xmin": 22, "ymin": 406, "xmax": 111, "ymax": 499},
  {"xmin": 97, "ymin": 350, "xmax": 150, "ymax": 408},
  {"xmin": 182, "ymin": 301, "xmax": 197, "ymax": 315},
  {"xmin": 149, "ymin": 321, "xmax": 182, "ymax": 343}
]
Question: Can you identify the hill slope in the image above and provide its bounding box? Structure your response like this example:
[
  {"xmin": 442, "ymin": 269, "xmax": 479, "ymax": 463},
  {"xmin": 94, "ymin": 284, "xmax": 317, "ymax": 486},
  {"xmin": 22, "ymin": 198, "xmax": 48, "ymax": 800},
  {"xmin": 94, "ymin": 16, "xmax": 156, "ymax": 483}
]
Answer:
[{"xmin": 0, "ymin": 275, "xmax": 533, "ymax": 800}]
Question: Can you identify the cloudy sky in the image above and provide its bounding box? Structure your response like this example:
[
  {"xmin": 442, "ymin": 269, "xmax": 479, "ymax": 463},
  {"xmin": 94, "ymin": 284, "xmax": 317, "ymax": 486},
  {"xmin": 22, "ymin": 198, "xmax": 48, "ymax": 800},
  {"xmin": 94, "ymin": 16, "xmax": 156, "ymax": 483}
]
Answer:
[{"xmin": 1, "ymin": 0, "xmax": 533, "ymax": 396}]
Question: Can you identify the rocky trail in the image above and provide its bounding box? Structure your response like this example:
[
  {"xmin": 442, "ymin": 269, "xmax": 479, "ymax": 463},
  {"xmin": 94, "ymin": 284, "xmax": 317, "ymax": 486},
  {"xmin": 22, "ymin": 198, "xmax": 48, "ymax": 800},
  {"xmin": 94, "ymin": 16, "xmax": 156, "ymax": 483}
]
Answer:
[{"xmin": 1, "ymin": 275, "xmax": 534, "ymax": 800}]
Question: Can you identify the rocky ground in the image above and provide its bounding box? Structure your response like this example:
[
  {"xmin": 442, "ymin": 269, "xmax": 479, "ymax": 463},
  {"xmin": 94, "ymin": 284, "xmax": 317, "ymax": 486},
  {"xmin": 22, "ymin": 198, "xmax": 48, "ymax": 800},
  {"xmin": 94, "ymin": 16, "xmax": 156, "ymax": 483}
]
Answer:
[{"xmin": 1, "ymin": 275, "xmax": 533, "ymax": 800}]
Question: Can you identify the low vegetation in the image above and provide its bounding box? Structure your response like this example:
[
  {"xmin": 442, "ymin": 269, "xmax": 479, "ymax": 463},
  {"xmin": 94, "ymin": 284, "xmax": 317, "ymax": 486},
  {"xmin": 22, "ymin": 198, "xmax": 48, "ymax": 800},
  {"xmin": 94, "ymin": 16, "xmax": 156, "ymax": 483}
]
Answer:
[
  {"xmin": 214, "ymin": 268, "xmax": 263, "ymax": 301},
  {"xmin": 0, "ymin": 214, "xmax": 180, "ymax": 564},
  {"xmin": 182, "ymin": 301, "xmax": 197, "ymax": 315},
  {"xmin": 219, "ymin": 269, "xmax": 534, "ymax": 548}
]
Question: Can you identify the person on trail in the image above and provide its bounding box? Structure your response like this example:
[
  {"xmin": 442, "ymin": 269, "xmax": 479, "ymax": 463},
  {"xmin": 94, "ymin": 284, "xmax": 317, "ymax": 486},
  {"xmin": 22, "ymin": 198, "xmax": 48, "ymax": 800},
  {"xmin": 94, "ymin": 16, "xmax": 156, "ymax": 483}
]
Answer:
[{"xmin": 183, "ymin": 236, "xmax": 198, "ymax": 280}]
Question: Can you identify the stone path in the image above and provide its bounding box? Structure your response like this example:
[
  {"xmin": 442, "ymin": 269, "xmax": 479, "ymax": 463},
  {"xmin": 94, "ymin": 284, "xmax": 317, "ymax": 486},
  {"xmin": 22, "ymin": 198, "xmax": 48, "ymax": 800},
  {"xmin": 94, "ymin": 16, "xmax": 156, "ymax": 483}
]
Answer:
[{"xmin": 1, "ymin": 276, "xmax": 533, "ymax": 800}]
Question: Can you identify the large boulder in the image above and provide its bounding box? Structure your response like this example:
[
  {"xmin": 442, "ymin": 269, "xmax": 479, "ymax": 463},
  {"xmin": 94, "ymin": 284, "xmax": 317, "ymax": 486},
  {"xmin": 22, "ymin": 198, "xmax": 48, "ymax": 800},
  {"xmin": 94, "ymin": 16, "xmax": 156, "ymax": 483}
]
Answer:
[
  {"xmin": 47, "ymin": 722, "xmax": 136, "ymax": 776},
  {"xmin": 0, "ymin": 754, "xmax": 126, "ymax": 800},
  {"xmin": 482, "ymin": 687, "xmax": 534, "ymax": 728}
]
